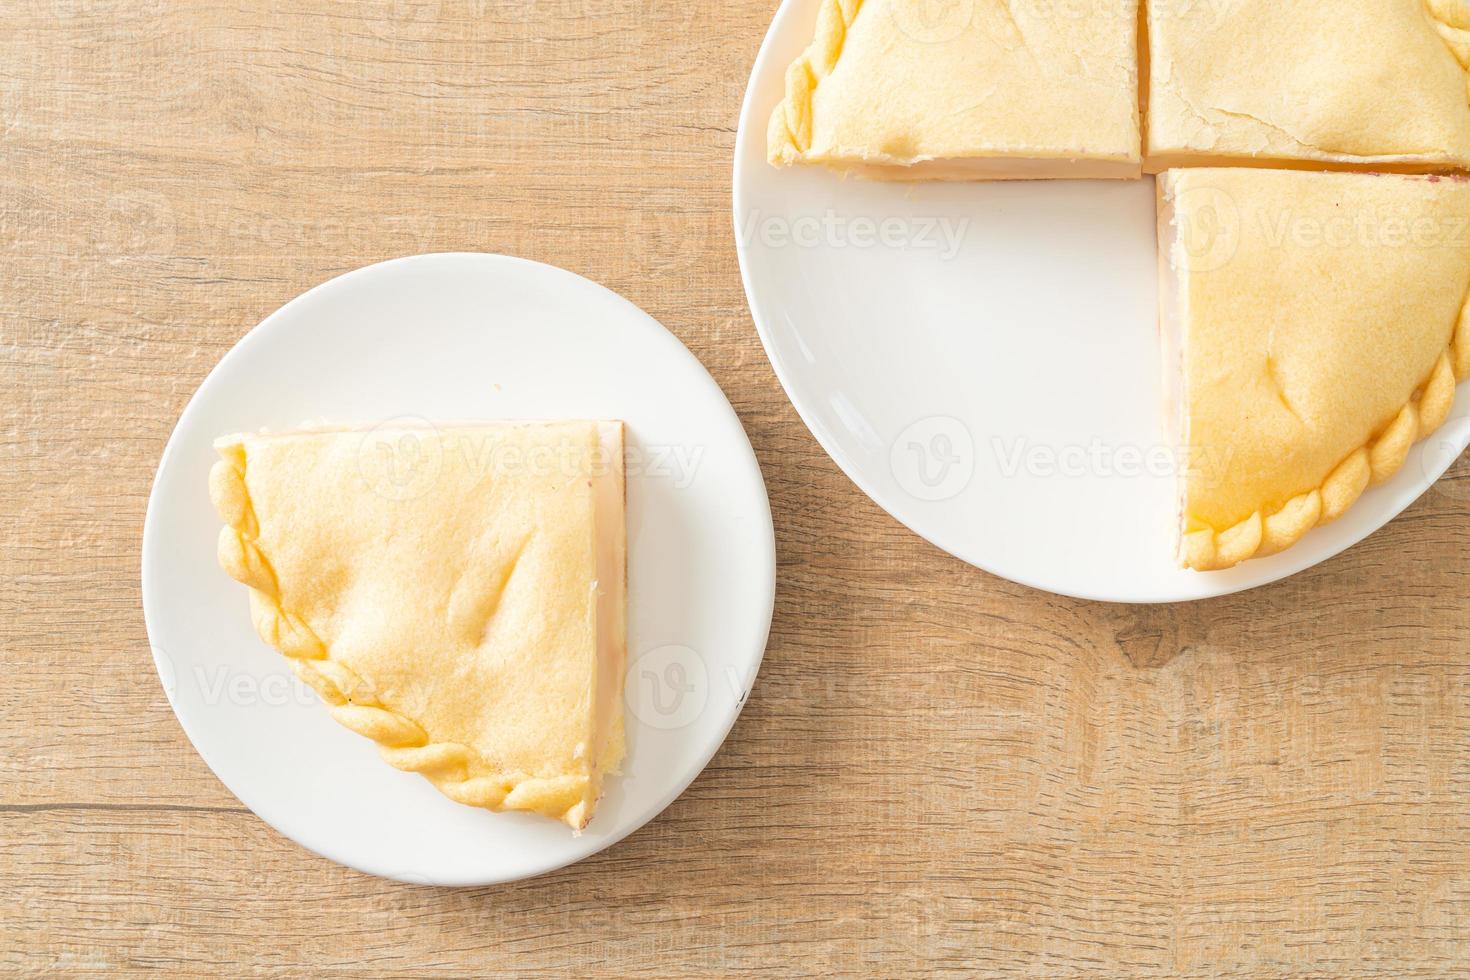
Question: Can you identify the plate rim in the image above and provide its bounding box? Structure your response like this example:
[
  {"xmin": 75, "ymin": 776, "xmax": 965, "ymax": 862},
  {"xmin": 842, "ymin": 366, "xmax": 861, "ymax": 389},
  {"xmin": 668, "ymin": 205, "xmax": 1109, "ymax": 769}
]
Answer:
[
  {"xmin": 140, "ymin": 251, "xmax": 777, "ymax": 884},
  {"xmin": 731, "ymin": 0, "xmax": 1470, "ymax": 605}
]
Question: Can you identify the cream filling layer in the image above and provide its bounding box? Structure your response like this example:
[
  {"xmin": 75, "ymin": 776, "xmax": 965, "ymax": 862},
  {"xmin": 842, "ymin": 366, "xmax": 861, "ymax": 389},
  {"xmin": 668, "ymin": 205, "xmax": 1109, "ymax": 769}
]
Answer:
[
  {"xmin": 1154, "ymin": 176, "xmax": 1190, "ymax": 566},
  {"xmin": 1144, "ymin": 150, "xmax": 1469, "ymax": 176},
  {"xmin": 585, "ymin": 420, "xmax": 627, "ymax": 824},
  {"xmin": 807, "ymin": 154, "xmax": 1143, "ymax": 182}
]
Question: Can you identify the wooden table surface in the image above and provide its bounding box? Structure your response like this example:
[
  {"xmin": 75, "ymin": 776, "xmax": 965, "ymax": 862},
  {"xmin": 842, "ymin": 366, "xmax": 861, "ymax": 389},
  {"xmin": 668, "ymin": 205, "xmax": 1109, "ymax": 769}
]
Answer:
[{"xmin": 6, "ymin": 2, "xmax": 1470, "ymax": 976}]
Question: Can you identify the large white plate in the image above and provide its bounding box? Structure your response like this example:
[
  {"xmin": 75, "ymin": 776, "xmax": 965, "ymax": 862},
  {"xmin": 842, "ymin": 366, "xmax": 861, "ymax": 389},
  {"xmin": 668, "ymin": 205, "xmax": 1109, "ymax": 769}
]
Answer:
[
  {"xmin": 142, "ymin": 254, "xmax": 775, "ymax": 884},
  {"xmin": 734, "ymin": 0, "xmax": 1470, "ymax": 603}
]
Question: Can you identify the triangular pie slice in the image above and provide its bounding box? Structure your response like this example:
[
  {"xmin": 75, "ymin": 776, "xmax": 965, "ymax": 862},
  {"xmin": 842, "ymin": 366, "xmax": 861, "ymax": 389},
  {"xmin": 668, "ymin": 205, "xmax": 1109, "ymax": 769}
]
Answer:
[
  {"xmin": 1158, "ymin": 169, "xmax": 1470, "ymax": 571},
  {"xmin": 209, "ymin": 421, "xmax": 627, "ymax": 830},
  {"xmin": 768, "ymin": 0, "xmax": 1142, "ymax": 179},
  {"xmin": 1146, "ymin": 0, "xmax": 1470, "ymax": 173}
]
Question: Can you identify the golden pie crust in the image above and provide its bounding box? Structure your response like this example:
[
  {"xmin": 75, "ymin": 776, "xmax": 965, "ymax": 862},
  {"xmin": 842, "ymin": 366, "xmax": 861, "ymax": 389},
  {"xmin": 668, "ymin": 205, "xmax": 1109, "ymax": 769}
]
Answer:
[
  {"xmin": 1146, "ymin": 0, "xmax": 1470, "ymax": 173},
  {"xmin": 767, "ymin": 0, "xmax": 1142, "ymax": 179},
  {"xmin": 209, "ymin": 421, "xmax": 626, "ymax": 829},
  {"xmin": 1160, "ymin": 169, "xmax": 1470, "ymax": 571}
]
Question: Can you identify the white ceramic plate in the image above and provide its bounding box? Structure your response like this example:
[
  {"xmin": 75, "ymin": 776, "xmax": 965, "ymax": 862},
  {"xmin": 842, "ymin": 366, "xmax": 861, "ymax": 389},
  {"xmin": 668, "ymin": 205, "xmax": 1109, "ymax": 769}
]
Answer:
[
  {"xmin": 142, "ymin": 254, "xmax": 775, "ymax": 884},
  {"xmin": 734, "ymin": 0, "xmax": 1470, "ymax": 603}
]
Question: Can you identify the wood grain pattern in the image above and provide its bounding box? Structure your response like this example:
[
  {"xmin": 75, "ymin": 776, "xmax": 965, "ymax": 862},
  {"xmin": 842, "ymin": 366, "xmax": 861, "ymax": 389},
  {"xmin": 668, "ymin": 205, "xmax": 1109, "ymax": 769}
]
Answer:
[{"xmin": 4, "ymin": 1, "xmax": 1470, "ymax": 975}]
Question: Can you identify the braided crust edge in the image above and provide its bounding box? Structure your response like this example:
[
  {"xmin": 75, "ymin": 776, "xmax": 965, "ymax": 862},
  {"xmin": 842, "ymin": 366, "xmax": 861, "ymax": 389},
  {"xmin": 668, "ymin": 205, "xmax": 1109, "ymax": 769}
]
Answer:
[
  {"xmin": 767, "ymin": 0, "xmax": 864, "ymax": 164},
  {"xmin": 1181, "ymin": 302, "xmax": 1470, "ymax": 571},
  {"xmin": 208, "ymin": 441, "xmax": 595, "ymax": 831},
  {"xmin": 1428, "ymin": 0, "xmax": 1470, "ymax": 73},
  {"xmin": 1427, "ymin": 0, "xmax": 1470, "ymax": 118}
]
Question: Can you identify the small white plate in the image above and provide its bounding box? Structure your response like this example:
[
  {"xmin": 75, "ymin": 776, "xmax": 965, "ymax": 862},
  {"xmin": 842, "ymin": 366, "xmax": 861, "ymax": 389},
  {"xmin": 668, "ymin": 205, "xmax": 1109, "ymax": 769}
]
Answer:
[
  {"xmin": 734, "ymin": 0, "xmax": 1470, "ymax": 603},
  {"xmin": 142, "ymin": 254, "xmax": 776, "ymax": 884}
]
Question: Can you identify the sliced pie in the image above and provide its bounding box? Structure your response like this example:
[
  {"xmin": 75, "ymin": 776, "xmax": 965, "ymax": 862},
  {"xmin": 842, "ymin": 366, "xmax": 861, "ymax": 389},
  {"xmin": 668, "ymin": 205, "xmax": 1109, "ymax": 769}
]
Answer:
[
  {"xmin": 1146, "ymin": 0, "xmax": 1470, "ymax": 173},
  {"xmin": 767, "ymin": 0, "xmax": 1142, "ymax": 179},
  {"xmin": 209, "ymin": 421, "xmax": 627, "ymax": 829},
  {"xmin": 1158, "ymin": 169, "xmax": 1470, "ymax": 571}
]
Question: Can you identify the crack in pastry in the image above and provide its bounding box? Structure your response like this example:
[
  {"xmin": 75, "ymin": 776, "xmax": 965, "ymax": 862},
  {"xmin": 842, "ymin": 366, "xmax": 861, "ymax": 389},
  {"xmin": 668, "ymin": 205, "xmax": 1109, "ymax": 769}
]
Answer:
[{"xmin": 1145, "ymin": 0, "xmax": 1470, "ymax": 173}]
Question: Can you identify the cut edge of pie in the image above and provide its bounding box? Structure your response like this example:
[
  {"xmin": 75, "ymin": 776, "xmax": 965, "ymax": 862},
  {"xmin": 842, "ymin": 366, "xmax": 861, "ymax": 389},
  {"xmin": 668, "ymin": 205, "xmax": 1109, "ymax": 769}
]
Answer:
[
  {"xmin": 209, "ymin": 420, "xmax": 627, "ymax": 831},
  {"xmin": 767, "ymin": 0, "xmax": 1143, "ymax": 181},
  {"xmin": 1158, "ymin": 172, "xmax": 1470, "ymax": 572},
  {"xmin": 1143, "ymin": 154, "xmax": 1470, "ymax": 178}
]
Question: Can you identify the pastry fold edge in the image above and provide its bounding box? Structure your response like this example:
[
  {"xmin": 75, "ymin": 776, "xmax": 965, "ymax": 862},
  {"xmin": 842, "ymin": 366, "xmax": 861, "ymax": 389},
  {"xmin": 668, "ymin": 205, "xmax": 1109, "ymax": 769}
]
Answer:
[
  {"xmin": 1181, "ymin": 301, "xmax": 1470, "ymax": 571},
  {"xmin": 208, "ymin": 441, "xmax": 597, "ymax": 831},
  {"xmin": 767, "ymin": 0, "xmax": 864, "ymax": 164},
  {"xmin": 1428, "ymin": 0, "xmax": 1470, "ymax": 71}
]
